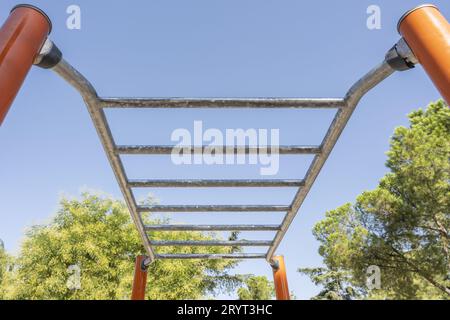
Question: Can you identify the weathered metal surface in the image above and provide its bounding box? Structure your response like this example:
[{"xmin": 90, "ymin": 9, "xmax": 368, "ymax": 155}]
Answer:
[
  {"xmin": 128, "ymin": 179, "xmax": 304, "ymax": 188},
  {"xmin": 151, "ymin": 240, "xmax": 273, "ymax": 246},
  {"xmin": 52, "ymin": 59, "xmax": 157, "ymax": 262},
  {"xmin": 51, "ymin": 51, "xmax": 396, "ymax": 262},
  {"xmin": 115, "ymin": 145, "xmax": 322, "ymax": 155},
  {"xmin": 137, "ymin": 205, "xmax": 290, "ymax": 212},
  {"xmin": 145, "ymin": 224, "xmax": 281, "ymax": 231},
  {"xmin": 266, "ymin": 61, "xmax": 395, "ymax": 261},
  {"xmin": 156, "ymin": 253, "xmax": 266, "ymax": 259},
  {"xmin": 100, "ymin": 97, "xmax": 344, "ymax": 109}
]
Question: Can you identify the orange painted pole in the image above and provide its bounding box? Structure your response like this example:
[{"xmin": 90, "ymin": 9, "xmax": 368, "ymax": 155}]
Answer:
[
  {"xmin": 271, "ymin": 255, "xmax": 290, "ymax": 300},
  {"xmin": 0, "ymin": 5, "xmax": 51, "ymax": 125},
  {"xmin": 398, "ymin": 4, "xmax": 450, "ymax": 104},
  {"xmin": 131, "ymin": 255, "xmax": 148, "ymax": 300}
]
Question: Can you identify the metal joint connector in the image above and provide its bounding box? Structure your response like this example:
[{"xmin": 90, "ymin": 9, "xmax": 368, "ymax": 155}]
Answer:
[
  {"xmin": 34, "ymin": 38, "xmax": 62, "ymax": 69},
  {"xmin": 270, "ymin": 259, "xmax": 280, "ymax": 270},
  {"xmin": 385, "ymin": 38, "xmax": 418, "ymax": 71},
  {"xmin": 141, "ymin": 256, "xmax": 152, "ymax": 271}
]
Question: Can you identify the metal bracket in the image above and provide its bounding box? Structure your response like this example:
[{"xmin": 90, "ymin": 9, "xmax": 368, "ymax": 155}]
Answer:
[
  {"xmin": 141, "ymin": 256, "xmax": 152, "ymax": 271},
  {"xmin": 34, "ymin": 38, "xmax": 62, "ymax": 69},
  {"xmin": 269, "ymin": 259, "xmax": 280, "ymax": 270},
  {"xmin": 385, "ymin": 38, "xmax": 418, "ymax": 71}
]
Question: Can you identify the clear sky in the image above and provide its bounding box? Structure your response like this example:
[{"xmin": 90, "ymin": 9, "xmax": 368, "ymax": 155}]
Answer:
[{"xmin": 0, "ymin": 0, "xmax": 448, "ymax": 299}]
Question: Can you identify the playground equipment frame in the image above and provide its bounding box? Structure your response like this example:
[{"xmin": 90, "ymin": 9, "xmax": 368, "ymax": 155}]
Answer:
[
  {"xmin": 51, "ymin": 55, "xmax": 395, "ymax": 264},
  {"xmin": 1, "ymin": 4, "xmax": 449, "ymax": 300}
]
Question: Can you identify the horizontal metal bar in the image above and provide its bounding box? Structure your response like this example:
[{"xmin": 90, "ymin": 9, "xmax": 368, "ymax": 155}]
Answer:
[
  {"xmin": 100, "ymin": 97, "xmax": 345, "ymax": 109},
  {"xmin": 151, "ymin": 240, "xmax": 273, "ymax": 246},
  {"xmin": 145, "ymin": 224, "xmax": 281, "ymax": 231},
  {"xmin": 116, "ymin": 145, "xmax": 321, "ymax": 155},
  {"xmin": 128, "ymin": 179, "xmax": 304, "ymax": 188},
  {"xmin": 155, "ymin": 253, "xmax": 267, "ymax": 259},
  {"xmin": 138, "ymin": 205, "xmax": 290, "ymax": 212}
]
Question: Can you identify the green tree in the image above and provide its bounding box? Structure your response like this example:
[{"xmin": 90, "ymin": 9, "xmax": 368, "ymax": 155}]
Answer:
[
  {"xmin": 0, "ymin": 242, "xmax": 7, "ymax": 299},
  {"xmin": 237, "ymin": 275, "xmax": 274, "ymax": 300},
  {"xmin": 300, "ymin": 100, "xmax": 450, "ymax": 299},
  {"xmin": 3, "ymin": 193, "xmax": 242, "ymax": 300},
  {"xmin": 298, "ymin": 267, "xmax": 359, "ymax": 300}
]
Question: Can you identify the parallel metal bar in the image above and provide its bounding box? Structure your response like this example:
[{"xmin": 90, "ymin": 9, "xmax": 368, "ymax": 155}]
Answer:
[
  {"xmin": 266, "ymin": 61, "xmax": 396, "ymax": 262},
  {"xmin": 100, "ymin": 97, "xmax": 345, "ymax": 109},
  {"xmin": 128, "ymin": 179, "xmax": 304, "ymax": 188},
  {"xmin": 151, "ymin": 240, "xmax": 273, "ymax": 246},
  {"xmin": 138, "ymin": 205, "xmax": 290, "ymax": 212},
  {"xmin": 52, "ymin": 59, "xmax": 156, "ymax": 262},
  {"xmin": 145, "ymin": 224, "xmax": 281, "ymax": 231},
  {"xmin": 116, "ymin": 145, "xmax": 321, "ymax": 155},
  {"xmin": 155, "ymin": 253, "xmax": 266, "ymax": 259},
  {"xmin": 52, "ymin": 52, "xmax": 397, "ymax": 262}
]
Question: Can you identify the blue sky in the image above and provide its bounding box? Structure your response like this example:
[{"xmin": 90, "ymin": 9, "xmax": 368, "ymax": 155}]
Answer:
[{"xmin": 0, "ymin": 0, "xmax": 448, "ymax": 299}]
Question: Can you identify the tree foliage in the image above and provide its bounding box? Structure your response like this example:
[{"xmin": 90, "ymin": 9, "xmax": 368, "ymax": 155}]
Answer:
[
  {"xmin": 0, "ymin": 243, "xmax": 7, "ymax": 299},
  {"xmin": 237, "ymin": 275, "xmax": 274, "ymax": 300},
  {"xmin": 1, "ymin": 193, "xmax": 242, "ymax": 300},
  {"xmin": 300, "ymin": 100, "xmax": 450, "ymax": 299}
]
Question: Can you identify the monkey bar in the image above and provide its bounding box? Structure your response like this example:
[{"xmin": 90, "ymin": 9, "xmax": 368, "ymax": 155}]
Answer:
[
  {"xmin": 47, "ymin": 46, "xmax": 404, "ymax": 264},
  {"xmin": 1, "ymin": 4, "xmax": 449, "ymax": 300},
  {"xmin": 50, "ymin": 57, "xmax": 396, "ymax": 264}
]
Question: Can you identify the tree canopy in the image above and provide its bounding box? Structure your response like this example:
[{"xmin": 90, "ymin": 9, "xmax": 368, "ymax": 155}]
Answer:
[
  {"xmin": 300, "ymin": 100, "xmax": 450, "ymax": 299},
  {"xmin": 1, "ymin": 193, "xmax": 243, "ymax": 300},
  {"xmin": 237, "ymin": 275, "xmax": 274, "ymax": 300}
]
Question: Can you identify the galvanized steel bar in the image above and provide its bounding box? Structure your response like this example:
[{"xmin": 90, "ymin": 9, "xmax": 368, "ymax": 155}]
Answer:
[
  {"xmin": 145, "ymin": 224, "xmax": 281, "ymax": 231},
  {"xmin": 128, "ymin": 179, "xmax": 304, "ymax": 188},
  {"xmin": 51, "ymin": 59, "xmax": 156, "ymax": 262},
  {"xmin": 116, "ymin": 145, "xmax": 321, "ymax": 155},
  {"xmin": 137, "ymin": 205, "xmax": 290, "ymax": 212},
  {"xmin": 156, "ymin": 253, "xmax": 266, "ymax": 259},
  {"xmin": 265, "ymin": 60, "xmax": 396, "ymax": 261},
  {"xmin": 151, "ymin": 240, "xmax": 273, "ymax": 246},
  {"xmin": 100, "ymin": 97, "xmax": 345, "ymax": 109},
  {"xmin": 50, "ymin": 48, "xmax": 398, "ymax": 262}
]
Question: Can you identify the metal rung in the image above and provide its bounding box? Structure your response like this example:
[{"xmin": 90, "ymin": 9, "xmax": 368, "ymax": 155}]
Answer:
[
  {"xmin": 100, "ymin": 97, "xmax": 345, "ymax": 109},
  {"xmin": 128, "ymin": 179, "xmax": 304, "ymax": 188},
  {"xmin": 145, "ymin": 224, "xmax": 281, "ymax": 231},
  {"xmin": 51, "ymin": 48, "xmax": 397, "ymax": 263},
  {"xmin": 115, "ymin": 145, "xmax": 321, "ymax": 155},
  {"xmin": 137, "ymin": 205, "xmax": 290, "ymax": 212},
  {"xmin": 151, "ymin": 240, "xmax": 273, "ymax": 246},
  {"xmin": 155, "ymin": 253, "xmax": 267, "ymax": 259}
]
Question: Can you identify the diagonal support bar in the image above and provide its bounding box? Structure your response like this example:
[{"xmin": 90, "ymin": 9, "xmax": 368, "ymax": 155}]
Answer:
[{"xmin": 265, "ymin": 60, "xmax": 396, "ymax": 261}]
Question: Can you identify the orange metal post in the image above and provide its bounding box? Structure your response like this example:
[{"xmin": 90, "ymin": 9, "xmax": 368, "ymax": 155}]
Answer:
[
  {"xmin": 0, "ymin": 5, "xmax": 51, "ymax": 125},
  {"xmin": 398, "ymin": 4, "xmax": 450, "ymax": 104},
  {"xmin": 271, "ymin": 255, "xmax": 290, "ymax": 300},
  {"xmin": 131, "ymin": 255, "xmax": 148, "ymax": 300}
]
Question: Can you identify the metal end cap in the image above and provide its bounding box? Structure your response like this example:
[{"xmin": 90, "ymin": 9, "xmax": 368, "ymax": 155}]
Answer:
[
  {"xmin": 397, "ymin": 4, "xmax": 439, "ymax": 33},
  {"xmin": 11, "ymin": 4, "xmax": 52, "ymax": 34}
]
